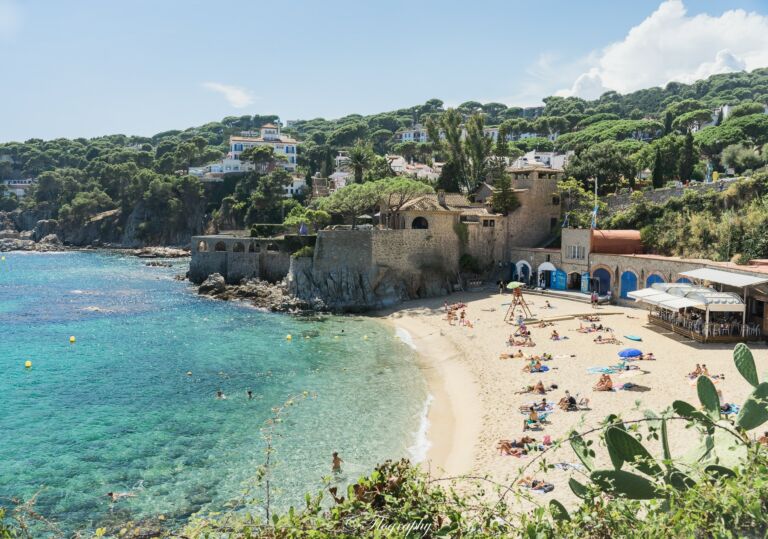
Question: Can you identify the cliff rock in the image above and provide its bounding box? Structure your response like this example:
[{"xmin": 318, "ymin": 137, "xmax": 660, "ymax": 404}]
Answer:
[
  {"xmin": 33, "ymin": 219, "xmax": 60, "ymax": 241},
  {"xmin": 198, "ymin": 273, "xmax": 226, "ymax": 295}
]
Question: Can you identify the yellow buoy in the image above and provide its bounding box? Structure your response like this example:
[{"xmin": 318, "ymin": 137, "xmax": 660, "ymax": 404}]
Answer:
[
  {"xmin": 69, "ymin": 336, "xmax": 76, "ymax": 344},
  {"xmin": 286, "ymin": 334, "xmax": 292, "ymax": 340},
  {"xmin": 24, "ymin": 360, "xmax": 32, "ymax": 368},
  {"xmin": 363, "ymin": 335, "xmax": 368, "ymax": 340},
  {"xmin": 186, "ymin": 371, "xmax": 193, "ymax": 376}
]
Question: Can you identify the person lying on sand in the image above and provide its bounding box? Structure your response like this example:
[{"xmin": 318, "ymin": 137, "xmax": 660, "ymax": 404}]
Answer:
[
  {"xmin": 550, "ymin": 330, "xmax": 560, "ymax": 340},
  {"xmin": 640, "ymin": 352, "xmax": 656, "ymax": 361},
  {"xmin": 497, "ymin": 440, "xmax": 529, "ymax": 456},
  {"xmin": 593, "ymin": 374, "xmax": 613, "ymax": 392},
  {"xmin": 106, "ymin": 492, "xmax": 136, "ymax": 503},
  {"xmin": 523, "ymin": 360, "xmax": 543, "ymax": 373},
  {"xmin": 517, "ymin": 476, "xmax": 554, "ymax": 491},
  {"xmin": 536, "ymin": 321, "xmax": 553, "ymax": 328},
  {"xmin": 689, "ymin": 364, "xmax": 702, "ymax": 378},
  {"xmin": 758, "ymin": 432, "xmax": 768, "ymax": 446},
  {"xmin": 516, "ymin": 382, "xmax": 557, "ymax": 394},
  {"xmin": 513, "ymin": 349, "xmax": 525, "ymax": 358},
  {"xmin": 534, "ymin": 398, "xmax": 549, "ymax": 411},
  {"xmin": 579, "ymin": 315, "xmax": 600, "ymax": 322}
]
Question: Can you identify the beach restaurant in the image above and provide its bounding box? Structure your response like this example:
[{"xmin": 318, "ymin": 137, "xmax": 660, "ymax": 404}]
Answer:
[{"xmin": 628, "ymin": 268, "xmax": 768, "ymax": 342}]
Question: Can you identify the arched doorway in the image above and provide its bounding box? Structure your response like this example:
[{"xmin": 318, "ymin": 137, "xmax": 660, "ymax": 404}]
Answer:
[
  {"xmin": 592, "ymin": 268, "xmax": 611, "ymax": 295},
  {"xmin": 537, "ymin": 262, "xmax": 557, "ymax": 289},
  {"xmin": 567, "ymin": 272, "xmax": 582, "ymax": 290},
  {"xmin": 620, "ymin": 271, "xmax": 638, "ymax": 299},
  {"xmin": 516, "ymin": 261, "xmax": 531, "ymax": 285},
  {"xmin": 411, "ymin": 216, "xmax": 429, "ymax": 229},
  {"xmin": 646, "ymin": 273, "xmax": 665, "ymax": 287},
  {"xmin": 214, "ymin": 241, "xmax": 227, "ymax": 252},
  {"xmin": 196, "ymin": 240, "xmax": 208, "ymax": 252},
  {"xmin": 233, "ymin": 242, "xmax": 245, "ymax": 253},
  {"xmin": 676, "ymin": 277, "xmax": 692, "ymax": 284}
]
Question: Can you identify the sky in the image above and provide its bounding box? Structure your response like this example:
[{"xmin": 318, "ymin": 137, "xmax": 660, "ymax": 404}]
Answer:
[{"xmin": 1, "ymin": 0, "xmax": 768, "ymax": 142}]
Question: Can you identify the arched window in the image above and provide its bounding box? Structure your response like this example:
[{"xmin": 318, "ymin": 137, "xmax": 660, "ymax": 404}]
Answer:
[
  {"xmin": 233, "ymin": 242, "xmax": 245, "ymax": 253},
  {"xmin": 248, "ymin": 243, "xmax": 258, "ymax": 253},
  {"xmin": 411, "ymin": 217, "xmax": 429, "ymax": 229},
  {"xmin": 196, "ymin": 240, "xmax": 208, "ymax": 252},
  {"xmin": 266, "ymin": 243, "xmax": 280, "ymax": 252},
  {"xmin": 214, "ymin": 241, "xmax": 227, "ymax": 252}
]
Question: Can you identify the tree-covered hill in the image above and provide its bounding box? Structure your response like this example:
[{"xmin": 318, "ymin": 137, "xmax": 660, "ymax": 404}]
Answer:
[{"xmin": 2, "ymin": 69, "xmax": 768, "ymax": 247}]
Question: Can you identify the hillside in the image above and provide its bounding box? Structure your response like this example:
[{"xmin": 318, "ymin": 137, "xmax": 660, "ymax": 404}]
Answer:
[{"xmin": 1, "ymin": 69, "xmax": 768, "ymax": 248}]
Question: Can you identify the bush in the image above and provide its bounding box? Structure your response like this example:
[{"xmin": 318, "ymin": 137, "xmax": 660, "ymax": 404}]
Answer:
[
  {"xmin": 250, "ymin": 224, "xmax": 285, "ymax": 238},
  {"xmin": 291, "ymin": 245, "xmax": 314, "ymax": 258},
  {"xmin": 459, "ymin": 253, "xmax": 480, "ymax": 273}
]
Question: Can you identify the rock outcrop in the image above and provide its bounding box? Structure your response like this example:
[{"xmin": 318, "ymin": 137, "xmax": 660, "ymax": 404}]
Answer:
[
  {"xmin": 33, "ymin": 219, "xmax": 60, "ymax": 241},
  {"xmin": 197, "ymin": 274, "xmax": 319, "ymax": 312},
  {"xmin": 286, "ymin": 256, "xmax": 451, "ymax": 312}
]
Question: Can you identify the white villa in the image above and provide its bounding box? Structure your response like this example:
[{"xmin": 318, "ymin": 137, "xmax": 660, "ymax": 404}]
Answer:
[
  {"xmin": 2, "ymin": 179, "xmax": 35, "ymax": 198},
  {"xmin": 229, "ymin": 123, "xmax": 298, "ymax": 172}
]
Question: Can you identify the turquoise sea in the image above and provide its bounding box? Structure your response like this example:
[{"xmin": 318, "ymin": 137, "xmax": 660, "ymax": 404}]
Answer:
[{"xmin": 0, "ymin": 252, "xmax": 427, "ymax": 534}]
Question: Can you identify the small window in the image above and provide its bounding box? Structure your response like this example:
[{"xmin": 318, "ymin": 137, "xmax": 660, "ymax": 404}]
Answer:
[
  {"xmin": 482, "ymin": 219, "xmax": 495, "ymax": 228},
  {"xmin": 550, "ymin": 217, "xmax": 558, "ymax": 229},
  {"xmin": 552, "ymin": 196, "xmax": 560, "ymax": 205}
]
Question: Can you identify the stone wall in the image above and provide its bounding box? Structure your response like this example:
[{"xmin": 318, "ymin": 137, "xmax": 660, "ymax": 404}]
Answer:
[
  {"xmin": 604, "ymin": 181, "xmax": 729, "ymax": 213},
  {"xmin": 286, "ymin": 228, "xmax": 460, "ymax": 311},
  {"xmin": 466, "ymin": 220, "xmax": 506, "ymax": 268},
  {"xmin": 189, "ymin": 235, "xmax": 297, "ymax": 284},
  {"xmin": 506, "ymin": 177, "xmax": 561, "ymax": 248}
]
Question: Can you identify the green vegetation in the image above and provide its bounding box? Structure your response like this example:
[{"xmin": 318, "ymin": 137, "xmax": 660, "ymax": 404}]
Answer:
[
  {"xmin": 606, "ymin": 172, "xmax": 768, "ymax": 261},
  {"xmin": 3, "ymin": 69, "xmax": 768, "ymax": 243}
]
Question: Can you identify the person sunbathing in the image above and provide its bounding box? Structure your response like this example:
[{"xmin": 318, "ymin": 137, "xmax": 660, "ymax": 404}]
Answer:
[
  {"xmin": 758, "ymin": 431, "xmax": 768, "ymax": 446},
  {"xmin": 702, "ymin": 364, "xmax": 710, "ymax": 377},
  {"xmin": 523, "ymin": 407, "xmax": 540, "ymax": 431},
  {"xmin": 558, "ymin": 391, "xmax": 578, "ymax": 411},
  {"xmin": 517, "ymin": 476, "xmax": 553, "ymax": 491},
  {"xmin": 593, "ymin": 374, "xmax": 613, "ymax": 391},
  {"xmin": 524, "ymin": 360, "xmax": 543, "ymax": 373},
  {"xmin": 642, "ymin": 352, "xmax": 656, "ymax": 361},
  {"xmin": 544, "ymin": 300, "xmax": 552, "ymax": 308},
  {"xmin": 688, "ymin": 364, "xmax": 702, "ymax": 378},
  {"xmin": 534, "ymin": 398, "xmax": 548, "ymax": 411},
  {"xmin": 550, "ymin": 330, "xmax": 560, "ymax": 340},
  {"xmin": 536, "ymin": 321, "xmax": 553, "ymax": 328},
  {"xmin": 497, "ymin": 440, "xmax": 529, "ymax": 456},
  {"xmin": 533, "ymin": 380, "xmax": 547, "ymax": 394}
]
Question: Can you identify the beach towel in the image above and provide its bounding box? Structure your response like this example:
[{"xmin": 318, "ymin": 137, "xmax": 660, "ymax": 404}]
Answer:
[{"xmin": 722, "ymin": 404, "xmax": 740, "ymax": 415}]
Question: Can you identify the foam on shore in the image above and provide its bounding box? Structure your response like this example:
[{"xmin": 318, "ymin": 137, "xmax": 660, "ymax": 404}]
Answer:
[
  {"xmin": 408, "ymin": 393, "xmax": 434, "ymax": 462},
  {"xmin": 395, "ymin": 327, "xmax": 417, "ymax": 350}
]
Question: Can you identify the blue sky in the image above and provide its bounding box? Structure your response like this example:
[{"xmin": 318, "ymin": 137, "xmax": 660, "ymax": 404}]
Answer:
[{"xmin": 1, "ymin": 0, "xmax": 767, "ymax": 141}]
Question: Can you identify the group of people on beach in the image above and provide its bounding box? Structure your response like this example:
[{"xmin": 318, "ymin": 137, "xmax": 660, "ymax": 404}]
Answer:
[{"xmin": 444, "ymin": 302, "xmax": 473, "ymax": 327}]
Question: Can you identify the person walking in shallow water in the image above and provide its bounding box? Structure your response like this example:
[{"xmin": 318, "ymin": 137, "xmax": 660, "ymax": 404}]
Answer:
[
  {"xmin": 247, "ymin": 389, "xmax": 253, "ymax": 400},
  {"xmin": 332, "ymin": 452, "xmax": 343, "ymax": 473}
]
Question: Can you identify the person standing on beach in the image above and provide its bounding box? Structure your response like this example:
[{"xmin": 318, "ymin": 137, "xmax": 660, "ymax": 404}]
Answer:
[{"xmin": 332, "ymin": 452, "xmax": 343, "ymax": 473}]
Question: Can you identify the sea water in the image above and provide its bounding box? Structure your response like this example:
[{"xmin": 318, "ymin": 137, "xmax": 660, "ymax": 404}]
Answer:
[{"xmin": 0, "ymin": 252, "xmax": 427, "ymax": 534}]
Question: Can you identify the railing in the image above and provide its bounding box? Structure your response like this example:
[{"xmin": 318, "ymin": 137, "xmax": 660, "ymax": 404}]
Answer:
[{"xmin": 648, "ymin": 312, "xmax": 762, "ymax": 342}]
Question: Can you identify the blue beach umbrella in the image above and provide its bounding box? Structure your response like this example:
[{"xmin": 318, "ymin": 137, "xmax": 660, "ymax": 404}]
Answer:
[{"xmin": 618, "ymin": 348, "xmax": 643, "ymax": 358}]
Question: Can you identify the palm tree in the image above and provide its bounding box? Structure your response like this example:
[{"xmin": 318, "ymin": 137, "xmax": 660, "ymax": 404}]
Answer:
[{"xmin": 347, "ymin": 140, "xmax": 374, "ymax": 183}]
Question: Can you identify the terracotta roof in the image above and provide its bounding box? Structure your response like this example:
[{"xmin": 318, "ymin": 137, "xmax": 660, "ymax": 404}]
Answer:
[
  {"xmin": 400, "ymin": 193, "xmax": 474, "ymax": 212},
  {"xmin": 591, "ymin": 229, "xmax": 643, "ymax": 255},
  {"xmin": 230, "ymin": 135, "xmax": 298, "ymax": 144},
  {"xmin": 261, "ymin": 123, "xmax": 278, "ymax": 128}
]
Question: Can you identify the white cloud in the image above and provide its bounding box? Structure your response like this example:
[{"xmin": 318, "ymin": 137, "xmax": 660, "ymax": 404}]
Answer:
[
  {"xmin": 201, "ymin": 82, "xmax": 256, "ymax": 108},
  {"xmin": 0, "ymin": 0, "xmax": 22, "ymax": 40},
  {"xmin": 558, "ymin": 0, "xmax": 768, "ymax": 99}
]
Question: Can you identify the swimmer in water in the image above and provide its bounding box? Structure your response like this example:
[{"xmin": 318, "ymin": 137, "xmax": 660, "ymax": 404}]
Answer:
[
  {"xmin": 247, "ymin": 390, "xmax": 253, "ymax": 400},
  {"xmin": 216, "ymin": 389, "xmax": 225, "ymax": 399},
  {"xmin": 106, "ymin": 492, "xmax": 135, "ymax": 502},
  {"xmin": 332, "ymin": 452, "xmax": 343, "ymax": 473}
]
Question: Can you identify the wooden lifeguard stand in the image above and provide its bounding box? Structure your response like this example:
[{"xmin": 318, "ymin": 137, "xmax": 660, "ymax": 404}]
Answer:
[{"xmin": 504, "ymin": 287, "xmax": 532, "ymax": 322}]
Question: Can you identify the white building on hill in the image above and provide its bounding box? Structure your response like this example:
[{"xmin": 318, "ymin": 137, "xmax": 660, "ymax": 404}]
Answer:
[{"xmin": 229, "ymin": 124, "xmax": 298, "ymax": 172}]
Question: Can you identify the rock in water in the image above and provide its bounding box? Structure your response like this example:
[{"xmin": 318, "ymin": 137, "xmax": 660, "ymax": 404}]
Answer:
[{"xmin": 198, "ymin": 273, "xmax": 226, "ymax": 295}]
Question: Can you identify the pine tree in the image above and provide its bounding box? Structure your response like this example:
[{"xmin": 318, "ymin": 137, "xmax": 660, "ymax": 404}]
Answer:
[
  {"xmin": 652, "ymin": 147, "xmax": 665, "ymax": 189},
  {"xmin": 663, "ymin": 111, "xmax": 673, "ymax": 135},
  {"xmin": 678, "ymin": 132, "xmax": 695, "ymax": 181}
]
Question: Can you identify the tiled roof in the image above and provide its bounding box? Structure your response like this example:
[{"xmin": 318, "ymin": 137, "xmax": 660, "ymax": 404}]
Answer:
[{"xmin": 400, "ymin": 193, "xmax": 479, "ymax": 212}]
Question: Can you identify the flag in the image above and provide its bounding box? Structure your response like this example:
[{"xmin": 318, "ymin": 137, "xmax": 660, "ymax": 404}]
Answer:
[
  {"xmin": 561, "ymin": 212, "xmax": 569, "ymax": 228},
  {"xmin": 590, "ymin": 205, "xmax": 598, "ymax": 229}
]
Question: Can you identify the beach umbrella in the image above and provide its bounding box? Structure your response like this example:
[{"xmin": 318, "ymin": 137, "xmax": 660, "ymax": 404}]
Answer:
[
  {"xmin": 506, "ymin": 281, "xmax": 524, "ymax": 290},
  {"xmin": 618, "ymin": 348, "xmax": 643, "ymax": 358}
]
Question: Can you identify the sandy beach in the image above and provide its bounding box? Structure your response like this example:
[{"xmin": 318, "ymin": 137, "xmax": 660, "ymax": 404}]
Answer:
[{"xmin": 380, "ymin": 290, "xmax": 768, "ymax": 507}]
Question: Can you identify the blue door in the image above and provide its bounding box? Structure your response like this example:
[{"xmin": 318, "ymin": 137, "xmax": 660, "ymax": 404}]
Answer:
[
  {"xmin": 593, "ymin": 268, "xmax": 611, "ymax": 295},
  {"xmin": 620, "ymin": 271, "xmax": 638, "ymax": 299},
  {"xmin": 551, "ymin": 269, "xmax": 567, "ymax": 290},
  {"xmin": 676, "ymin": 277, "xmax": 692, "ymax": 284},
  {"xmin": 646, "ymin": 274, "xmax": 665, "ymax": 287},
  {"xmin": 581, "ymin": 272, "xmax": 590, "ymax": 293}
]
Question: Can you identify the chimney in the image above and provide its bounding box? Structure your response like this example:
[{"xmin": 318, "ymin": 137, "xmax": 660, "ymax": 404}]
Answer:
[{"xmin": 437, "ymin": 189, "xmax": 446, "ymax": 207}]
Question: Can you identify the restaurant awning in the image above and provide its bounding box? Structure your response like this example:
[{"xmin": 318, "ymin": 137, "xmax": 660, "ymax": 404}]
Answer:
[
  {"xmin": 537, "ymin": 262, "xmax": 557, "ymax": 272},
  {"xmin": 628, "ymin": 285, "xmax": 745, "ymax": 312},
  {"xmin": 678, "ymin": 268, "xmax": 768, "ymax": 288}
]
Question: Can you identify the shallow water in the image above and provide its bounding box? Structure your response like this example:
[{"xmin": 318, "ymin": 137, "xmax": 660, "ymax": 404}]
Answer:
[{"xmin": 0, "ymin": 252, "xmax": 426, "ymax": 534}]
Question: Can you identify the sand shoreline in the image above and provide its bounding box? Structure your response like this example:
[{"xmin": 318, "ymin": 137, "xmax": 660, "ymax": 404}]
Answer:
[{"xmin": 375, "ymin": 291, "xmax": 767, "ymax": 505}]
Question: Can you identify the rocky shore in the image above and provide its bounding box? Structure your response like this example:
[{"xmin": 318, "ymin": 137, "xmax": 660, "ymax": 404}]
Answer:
[{"xmin": 196, "ymin": 273, "xmax": 325, "ymax": 313}]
